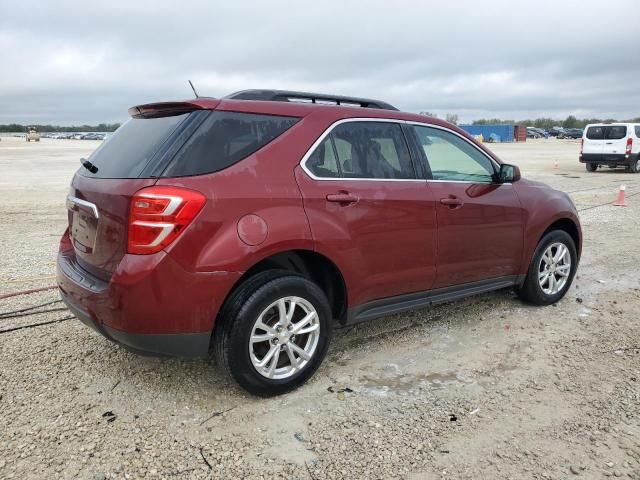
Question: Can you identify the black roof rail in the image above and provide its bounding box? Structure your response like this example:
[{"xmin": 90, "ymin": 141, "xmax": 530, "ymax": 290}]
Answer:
[{"xmin": 225, "ymin": 89, "xmax": 398, "ymax": 111}]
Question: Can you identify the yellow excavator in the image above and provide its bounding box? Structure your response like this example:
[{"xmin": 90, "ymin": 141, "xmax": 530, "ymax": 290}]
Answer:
[{"xmin": 26, "ymin": 126, "xmax": 40, "ymax": 142}]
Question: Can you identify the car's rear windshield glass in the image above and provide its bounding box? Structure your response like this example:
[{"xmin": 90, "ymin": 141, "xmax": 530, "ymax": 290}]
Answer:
[
  {"xmin": 586, "ymin": 126, "xmax": 604, "ymax": 140},
  {"xmin": 636, "ymin": 126, "xmax": 640, "ymax": 137},
  {"xmin": 80, "ymin": 113, "xmax": 188, "ymax": 178},
  {"xmin": 162, "ymin": 111, "xmax": 300, "ymax": 177},
  {"xmin": 605, "ymin": 126, "xmax": 627, "ymax": 140}
]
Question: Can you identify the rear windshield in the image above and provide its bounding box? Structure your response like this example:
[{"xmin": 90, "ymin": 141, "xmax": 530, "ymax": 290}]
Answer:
[
  {"xmin": 636, "ymin": 126, "xmax": 640, "ymax": 137},
  {"xmin": 162, "ymin": 111, "xmax": 299, "ymax": 177},
  {"xmin": 605, "ymin": 126, "xmax": 627, "ymax": 140},
  {"xmin": 82, "ymin": 114, "xmax": 188, "ymax": 178},
  {"xmin": 586, "ymin": 126, "xmax": 604, "ymax": 140}
]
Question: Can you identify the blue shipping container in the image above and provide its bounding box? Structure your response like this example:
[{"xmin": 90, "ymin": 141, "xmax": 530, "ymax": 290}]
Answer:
[{"xmin": 458, "ymin": 124, "xmax": 515, "ymax": 143}]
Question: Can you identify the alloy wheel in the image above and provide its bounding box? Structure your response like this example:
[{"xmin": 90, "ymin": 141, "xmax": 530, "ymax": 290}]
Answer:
[
  {"xmin": 538, "ymin": 242, "xmax": 572, "ymax": 295},
  {"xmin": 249, "ymin": 296, "xmax": 320, "ymax": 380}
]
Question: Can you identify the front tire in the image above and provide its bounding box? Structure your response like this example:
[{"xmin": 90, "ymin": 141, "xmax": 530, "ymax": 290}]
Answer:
[
  {"xmin": 517, "ymin": 230, "xmax": 577, "ymax": 306},
  {"xmin": 586, "ymin": 162, "xmax": 597, "ymax": 172},
  {"xmin": 214, "ymin": 271, "xmax": 332, "ymax": 397}
]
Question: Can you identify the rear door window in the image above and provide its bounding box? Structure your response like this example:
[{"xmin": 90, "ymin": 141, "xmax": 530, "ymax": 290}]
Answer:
[
  {"xmin": 586, "ymin": 126, "xmax": 604, "ymax": 140},
  {"xmin": 163, "ymin": 111, "xmax": 299, "ymax": 177},
  {"xmin": 82, "ymin": 114, "xmax": 189, "ymax": 178},
  {"xmin": 306, "ymin": 137, "xmax": 340, "ymax": 178},
  {"xmin": 329, "ymin": 122, "xmax": 415, "ymax": 179},
  {"xmin": 604, "ymin": 126, "xmax": 627, "ymax": 140}
]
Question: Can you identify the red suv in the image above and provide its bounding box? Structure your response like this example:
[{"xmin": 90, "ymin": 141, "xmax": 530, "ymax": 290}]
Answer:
[{"xmin": 58, "ymin": 90, "xmax": 581, "ymax": 396}]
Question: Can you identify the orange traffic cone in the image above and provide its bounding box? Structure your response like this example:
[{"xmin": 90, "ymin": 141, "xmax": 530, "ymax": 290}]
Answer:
[
  {"xmin": 553, "ymin": 160, "xmax": 560, "ymax": 170},
  {"xmin": 613, "ymin": 185, "xmax": 627, "ymax": 207}
]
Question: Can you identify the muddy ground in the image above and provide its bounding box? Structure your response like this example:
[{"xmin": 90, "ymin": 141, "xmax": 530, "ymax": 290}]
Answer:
[{"xmin": 0, "ymin": 136, "xmax": 638, "ymax": 479}]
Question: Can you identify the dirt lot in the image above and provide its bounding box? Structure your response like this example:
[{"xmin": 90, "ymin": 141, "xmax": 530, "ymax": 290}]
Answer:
[{"xmin": 1, "ymin": 136, "xmax": 638, "ymax": 480}]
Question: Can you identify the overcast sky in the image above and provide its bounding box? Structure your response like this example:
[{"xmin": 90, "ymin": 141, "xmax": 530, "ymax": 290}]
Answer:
[{"xmin": 1, "ymin": 0, "xmax": 638, "ymax": 125}]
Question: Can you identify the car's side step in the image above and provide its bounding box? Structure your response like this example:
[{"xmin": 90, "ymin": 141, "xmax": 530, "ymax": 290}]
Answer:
[{"xmin": 344, "ymin": 275, "xmax": 524, "ymax": 325}]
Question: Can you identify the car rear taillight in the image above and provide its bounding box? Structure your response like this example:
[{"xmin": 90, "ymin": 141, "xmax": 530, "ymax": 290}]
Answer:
[
  {"xmin": 127, "ymin": 186, "xmax": 206, "ymax": 255},
  {"xmin": 626, "ymin": 137, "xmax": 633, "ymax": 155}
]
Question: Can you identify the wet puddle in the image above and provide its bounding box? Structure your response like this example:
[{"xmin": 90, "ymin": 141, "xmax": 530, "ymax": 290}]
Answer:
[
  {"xmin": 360, "ymin": 366, "xmax": 474, "ymax": 396},
  {"xmin": 578, "ymin": 308, "xmax": 592, "ymax": 318}
]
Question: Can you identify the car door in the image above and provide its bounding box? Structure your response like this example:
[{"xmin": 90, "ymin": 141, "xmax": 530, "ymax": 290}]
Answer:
[
  {"xmin": 603, "ymin": 125, "xmax": 628, "ymax": 159},
  {"xmin": 295, "ymin": 120, "xmax": 437, "ymax": 307},
  {"xmin": 410, "ymin": 124, "xmax": 524, "ymax": 288}
]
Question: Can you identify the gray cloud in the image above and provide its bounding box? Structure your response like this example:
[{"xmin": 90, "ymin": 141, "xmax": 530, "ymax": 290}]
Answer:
[{"xmin": 1, "ymin": 0, "xmax": 638, "ymax": 124}]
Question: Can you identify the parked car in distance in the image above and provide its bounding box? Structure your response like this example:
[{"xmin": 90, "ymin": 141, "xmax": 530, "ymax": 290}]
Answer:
[
  {"xmin": 580, "ymin": 123, "xmax": 640, "ymax": 173},
  {"xmin": 527, "ymin": 127, "xmax": 547, "ymax": 139},
  {"xmin": 58, "ymin": 89, "xmax": 582, "ymax": 396},
  {"xmin": 547, "ymin": 127, "xmax": 564, "ymax": 137},
  {"xmin": 81, "ymin": 133, "xmax": 103, "ymax": 140},
  {"xmin": 560, "ymin": 128, "xmax": 583, "ymax": 139}
]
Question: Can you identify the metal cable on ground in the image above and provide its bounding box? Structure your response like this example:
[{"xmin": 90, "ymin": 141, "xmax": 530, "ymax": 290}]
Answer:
[
  {"xmin": 0, "ymin": 315, "xmax": 74, "ymax": 334},
  {"xmin": 0, "ymin": 300, "xmax": 63, "ymax": 318},
  {"xmin": 577, "ymin": 190, "xmax": 640, "ymax": 212},
  {"xmin": 0, "ymin": 275, "xmax": 56, "ymax": 285},
  {"xmin": 566, "ymin": 180, "xmax": 634, "ymax": 195},
  {"xmin": 0, "ymin": 285, "xmax": 57, "ymax": 300},
  {"xmin": 0, "ymin": 307, "xmax": 68, "ymax": 320}
]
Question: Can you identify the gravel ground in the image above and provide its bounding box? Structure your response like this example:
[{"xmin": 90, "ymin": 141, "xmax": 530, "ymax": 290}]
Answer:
[{"xmin": 0, "ymin": 136, "xmax": 638, "ymax": 479}]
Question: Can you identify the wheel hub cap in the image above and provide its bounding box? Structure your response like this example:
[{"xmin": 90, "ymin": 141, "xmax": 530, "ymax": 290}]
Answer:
[
  {"xmin": 249, "ymin": 296, "xmax": 320, "ymax": 380},
  {"xmin": 538, "ymin": 242, "xmax": 571, "ymax": 295}
]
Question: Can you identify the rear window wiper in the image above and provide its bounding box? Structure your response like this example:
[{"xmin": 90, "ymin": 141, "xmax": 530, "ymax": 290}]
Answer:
[{"xmin": 80, "ymin": 158, "xmax": 99, "ymax": 174}]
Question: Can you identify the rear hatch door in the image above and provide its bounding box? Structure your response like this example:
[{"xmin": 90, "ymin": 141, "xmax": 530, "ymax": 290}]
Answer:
[
  {"xmin": 583, "ymin": 125, "xmax": 604, "ymax": 156},
  {"xmin": 67, "ymin": 108, "xmax": 204, "ymax": 281}
]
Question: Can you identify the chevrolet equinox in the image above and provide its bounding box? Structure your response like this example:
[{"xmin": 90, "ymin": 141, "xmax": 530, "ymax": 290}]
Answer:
[{"xmin": 58, "ymin": 90, "xmax": 582, "ymax": 396}]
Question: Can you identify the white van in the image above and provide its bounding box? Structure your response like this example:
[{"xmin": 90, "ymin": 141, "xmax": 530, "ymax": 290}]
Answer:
[{"xmin": 580, "ymin": 123, "xmax": 640, "ymax": 173}]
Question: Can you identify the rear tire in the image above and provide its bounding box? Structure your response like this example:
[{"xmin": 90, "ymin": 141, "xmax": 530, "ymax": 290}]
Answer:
[
  {"xmin": 586, "ymin": 162, "xmax": 597, "ymax": 172},
  {"xmin": 214, "ymin": 271, "xmax": 332, "ymax": 397},
  {"xmin": 516, "ymin": 230, "xmax": 578, "ymax": 306},
  {"xmin": 627, "ymin": 158, "xmax": 640, "ymax": 173}
]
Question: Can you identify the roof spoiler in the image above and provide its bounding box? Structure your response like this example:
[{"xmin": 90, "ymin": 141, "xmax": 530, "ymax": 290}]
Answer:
[{"xmin": 128, "ymin": 101, "xmax": 207, "ymax": 119}]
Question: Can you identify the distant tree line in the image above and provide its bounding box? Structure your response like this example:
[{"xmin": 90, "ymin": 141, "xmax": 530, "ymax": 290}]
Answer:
[
  {"xmin": 0, "ymin": 123, "xmax": 121, "ymax": 133},
  {"xmin": 471, "ymin": 116, "xmax": 640, "ymax": 129},
  {"xmin": 419, "ymin": 112, "xmax": 460, "ymax": 125},
  {"xmin": 419, "ymin": 113, "xmax": 640, "ymax": 129}
]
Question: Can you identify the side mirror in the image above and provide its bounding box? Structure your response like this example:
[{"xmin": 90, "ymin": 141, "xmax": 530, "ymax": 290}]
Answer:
[{"xmin": 498, "ymin": 164, "xmax": 520, "ymax": 183}]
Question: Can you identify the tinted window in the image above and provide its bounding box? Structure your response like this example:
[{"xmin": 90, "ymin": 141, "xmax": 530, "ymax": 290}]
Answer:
[
  {"xmin": 413, "ymin": 126, "xmax": 495, "ymax": 182},
  {"xmin": 307, "ymin": 137, "xmax": 340, "ymax": 178},
  {"xmin": 586, "ymin": 126, "xmax": 604, "ymax": 140},
  {"xmin": 605, "ymin": 125, "xmax": 627, "ymax": 140},
  {"xmin": 329, "ymin": 122, "xmax": 415, "ymax": 179},
  {"xmin": 83, "ymin": 114, "xmax": 188, "ymax": 178},
  {"xmin": 164, "ymin": 111, "xmax": 299, "ymax": 177},
  {"xmin": 636, "ymin": 126, "xmax": 640, "ymax": 138}
]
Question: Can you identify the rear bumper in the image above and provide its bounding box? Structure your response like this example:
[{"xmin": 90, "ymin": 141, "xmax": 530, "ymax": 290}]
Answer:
[
  {"xmin": 580, "ymin": 153, "xmax": 639, "ymax": 165},
  {"xmin": 61, "ymin": 293, "xmax": 210, "ymax": 358},
  {"xmin": 57, "ymin": 232, "xmax": 242, "ymax": 358}
]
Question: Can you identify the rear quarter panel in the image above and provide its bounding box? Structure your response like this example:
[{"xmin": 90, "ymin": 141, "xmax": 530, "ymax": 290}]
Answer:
[{"xmin": 156, "ymin": 115, "xmax": 330, "ymax": 274}]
